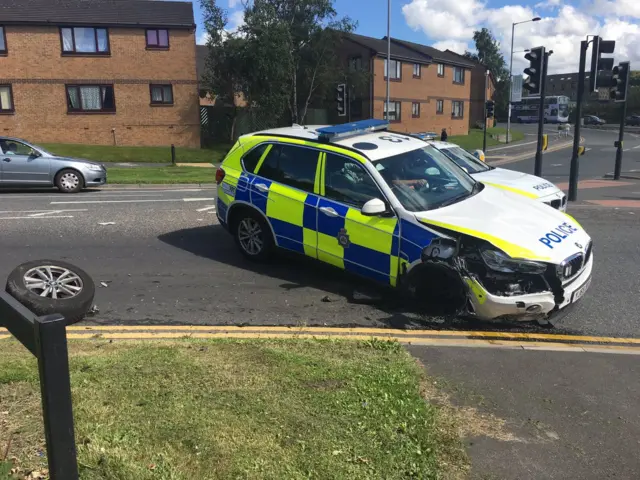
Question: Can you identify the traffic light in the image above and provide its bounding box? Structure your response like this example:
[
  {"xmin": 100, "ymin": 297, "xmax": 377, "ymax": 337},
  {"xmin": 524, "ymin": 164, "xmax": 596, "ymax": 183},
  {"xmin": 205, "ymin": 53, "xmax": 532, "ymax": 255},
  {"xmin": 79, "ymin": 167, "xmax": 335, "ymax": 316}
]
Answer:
[
  {"xmin": 336, "ymin": 83, "xmax": 346, "ymax": 117},
  {"xmin": 589, "ymin": 36, "xmax": 615, "ymax": 92},
  {"xmin": 610, "ymin": 61, "xmax": 630, "ymax": 102},
  {"xmin": 485, "ymin": 100, "xmax": 495, "ymax": 118},
  {"xmin": 523, "ymin": 46, "xmax": 545, "ymax": 95}
]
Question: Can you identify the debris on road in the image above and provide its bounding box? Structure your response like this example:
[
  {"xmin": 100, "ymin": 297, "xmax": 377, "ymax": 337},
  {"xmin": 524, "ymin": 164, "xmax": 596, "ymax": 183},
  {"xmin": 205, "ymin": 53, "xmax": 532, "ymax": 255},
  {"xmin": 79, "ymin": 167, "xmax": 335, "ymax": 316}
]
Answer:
[
  {"xmin": 99, "ymin": 222, "xmax": 116, "ymax": 226},
  {"xmin": 100, "ymin": 282, "xmax": 109, "ymax": 287}
]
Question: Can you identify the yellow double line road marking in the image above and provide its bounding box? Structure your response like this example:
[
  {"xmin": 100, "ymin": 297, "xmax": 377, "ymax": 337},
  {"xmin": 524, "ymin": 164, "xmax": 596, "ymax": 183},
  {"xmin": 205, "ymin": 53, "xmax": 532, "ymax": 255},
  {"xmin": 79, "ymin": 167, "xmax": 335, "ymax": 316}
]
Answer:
[{"xmin": 2, "ymin": 325, "xmax": 640, "ymax": 354}]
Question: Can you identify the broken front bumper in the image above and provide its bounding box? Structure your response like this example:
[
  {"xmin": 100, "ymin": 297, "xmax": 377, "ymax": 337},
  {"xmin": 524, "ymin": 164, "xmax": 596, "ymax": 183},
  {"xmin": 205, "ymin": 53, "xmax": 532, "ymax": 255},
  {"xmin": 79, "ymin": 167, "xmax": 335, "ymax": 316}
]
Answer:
[{"xmin": 464, "ymin": 253, "xmax": 594, "ymax": 321}]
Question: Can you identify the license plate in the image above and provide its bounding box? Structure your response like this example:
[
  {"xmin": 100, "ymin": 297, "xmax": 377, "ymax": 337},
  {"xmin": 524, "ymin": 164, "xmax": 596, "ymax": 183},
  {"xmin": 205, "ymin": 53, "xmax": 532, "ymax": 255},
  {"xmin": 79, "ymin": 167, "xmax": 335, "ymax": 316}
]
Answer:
[{"xmin": 571, "ymin": 276, "xmax": 592, "ymax": 303}]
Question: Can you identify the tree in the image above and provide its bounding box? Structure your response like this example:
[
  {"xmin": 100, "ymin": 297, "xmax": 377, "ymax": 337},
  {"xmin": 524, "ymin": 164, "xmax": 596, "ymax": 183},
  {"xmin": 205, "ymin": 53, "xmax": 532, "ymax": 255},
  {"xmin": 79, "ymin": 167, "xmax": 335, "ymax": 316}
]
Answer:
[
  {"xmin": 200, "ymin": 1, "xmax": 247, "ymax": 142},
  {"xmin": 241, "ymin": 0, "xmax": 357, "ymax": 124},
  {"xmin": 465, "ymin": 28, "xmax": 509, "ymax": 118}
]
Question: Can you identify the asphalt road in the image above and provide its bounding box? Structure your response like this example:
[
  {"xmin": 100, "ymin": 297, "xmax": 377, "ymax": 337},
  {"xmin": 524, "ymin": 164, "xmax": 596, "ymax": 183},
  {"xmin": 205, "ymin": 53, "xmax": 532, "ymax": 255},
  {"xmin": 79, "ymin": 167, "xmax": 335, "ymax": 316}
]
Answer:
[{"xmin": 0, "ymin": 185, "xmax": 638, "ymax": 338}]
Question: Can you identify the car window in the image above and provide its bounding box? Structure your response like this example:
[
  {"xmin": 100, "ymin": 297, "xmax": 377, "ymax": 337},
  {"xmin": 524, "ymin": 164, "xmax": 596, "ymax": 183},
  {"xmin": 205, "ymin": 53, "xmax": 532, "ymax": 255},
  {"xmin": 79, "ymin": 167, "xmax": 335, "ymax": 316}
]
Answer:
[
  {"xmin": 438, "ymin": 146, "xmax": 491, "ymax": 174},
  {"xmin": 374, "ymin": 144, "xmax": 476, "ymax": 212},
  {"xmin": 324, "ymin": 153, "xmax": 382, "ymax": 208},
  {"xmin": 241, "ymin": 143, "xmax": 269, "ymax": 173},
  {"xmin": 256, "ymin": 143, "xmax": 319, "ymax": 193},
  {"xmin": 0, "ymin": 140, "xmax": 36, "ymax": 156}
]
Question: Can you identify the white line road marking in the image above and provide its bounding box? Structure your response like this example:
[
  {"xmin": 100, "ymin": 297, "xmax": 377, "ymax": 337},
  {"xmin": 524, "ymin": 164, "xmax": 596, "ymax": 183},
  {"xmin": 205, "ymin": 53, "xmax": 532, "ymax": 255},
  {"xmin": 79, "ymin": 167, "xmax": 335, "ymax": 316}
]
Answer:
[
  {"xmin": 196, "ymin": 205, "xmax": 217, "ymax": 212},
  {"xmin": 98, "ymin": 222, "xmax": 116, "ymax": 226},
  {"xmin": 50, "ymin": 198, "xmax": 215, "ymax": 205},
  {"xmin": 551, "ymin": 164, "xmax": 563, "ymax": 167},
  {"xmin": 0, "ymin": 209, "xmax": 88, "ymax": 214},
  {"xmin": 633, "ymin": 145, "xmax": 640, "ymax": 149},
  {"xmin": 487, "ymin": 140, "xmax": 538, "ymax": 152},
  {"xmin": 0, "ymin": 193, "xmax": 167, "ymax": 200},
  {"xmin": 0, "ymin": 215, "xmax": 74, "ymax": 220}
]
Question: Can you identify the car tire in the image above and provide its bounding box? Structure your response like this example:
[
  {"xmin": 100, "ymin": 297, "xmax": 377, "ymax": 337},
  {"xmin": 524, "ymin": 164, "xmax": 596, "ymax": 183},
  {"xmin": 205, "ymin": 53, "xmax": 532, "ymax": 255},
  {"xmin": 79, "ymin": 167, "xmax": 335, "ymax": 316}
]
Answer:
[
  {"xmin": 232, "ymin": 209, "xmax": 274, "ymax": 261},
  {"xmin": 5, "ymin": 260, "xmax": 96, "ymax": 326},
  {"xmin": 55, "ymin": 169, "xmax": 84, "ymax": 193}
]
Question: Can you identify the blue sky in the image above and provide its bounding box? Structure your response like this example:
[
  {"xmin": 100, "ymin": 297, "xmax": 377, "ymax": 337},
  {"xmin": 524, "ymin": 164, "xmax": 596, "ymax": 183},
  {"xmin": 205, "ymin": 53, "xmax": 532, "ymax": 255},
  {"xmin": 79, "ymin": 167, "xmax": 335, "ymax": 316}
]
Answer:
[{"xmin": 187, "ymin": 0, "xmax": 640, "ymax": 73}]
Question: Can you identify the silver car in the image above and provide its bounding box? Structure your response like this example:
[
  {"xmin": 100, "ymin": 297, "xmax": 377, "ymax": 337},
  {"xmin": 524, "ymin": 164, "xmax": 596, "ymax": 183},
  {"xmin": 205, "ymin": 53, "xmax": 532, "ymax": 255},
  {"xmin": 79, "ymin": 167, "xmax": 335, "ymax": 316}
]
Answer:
[{"xmin": 0, "ymin": 137, "xmax": 107, "ymax": 193}]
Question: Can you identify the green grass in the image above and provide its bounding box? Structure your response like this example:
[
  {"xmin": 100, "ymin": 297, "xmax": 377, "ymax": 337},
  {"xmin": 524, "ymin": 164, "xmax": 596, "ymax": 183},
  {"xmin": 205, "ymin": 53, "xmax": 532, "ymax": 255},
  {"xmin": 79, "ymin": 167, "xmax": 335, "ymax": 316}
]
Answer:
[
  {"xmin": 0, "ymin": 338, "xmax": 467, "ymax": 479},
  {"xmin": 448, "ymin": 127, "xmax": 525, "ymax": 150},
  {"xmin": 107, "ymin": 166, "xmax": 216, "ymax": 184},
  {"xmin": 41, "ymin": 143, "xmax": 231, "ymax": 164}
]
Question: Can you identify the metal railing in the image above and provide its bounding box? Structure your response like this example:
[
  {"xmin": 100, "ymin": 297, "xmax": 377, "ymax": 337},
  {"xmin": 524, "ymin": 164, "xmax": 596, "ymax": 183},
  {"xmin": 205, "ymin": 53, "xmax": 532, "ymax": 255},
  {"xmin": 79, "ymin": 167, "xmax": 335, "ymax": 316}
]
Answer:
[{"xmin": 0, "ymin": 291, "xmax": 79, "ymax": 479}]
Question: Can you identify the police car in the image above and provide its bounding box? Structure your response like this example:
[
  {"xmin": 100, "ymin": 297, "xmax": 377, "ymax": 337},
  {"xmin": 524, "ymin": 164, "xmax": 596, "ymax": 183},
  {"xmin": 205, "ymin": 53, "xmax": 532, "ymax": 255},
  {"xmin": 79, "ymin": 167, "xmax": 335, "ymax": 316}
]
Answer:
[
  {"xmin": 428, "ymin": 141, "xmax": 567, "ymax": 211},
  {"xmin": 215, "ymin": 120, "xmax": 593, "ymax": 323}
]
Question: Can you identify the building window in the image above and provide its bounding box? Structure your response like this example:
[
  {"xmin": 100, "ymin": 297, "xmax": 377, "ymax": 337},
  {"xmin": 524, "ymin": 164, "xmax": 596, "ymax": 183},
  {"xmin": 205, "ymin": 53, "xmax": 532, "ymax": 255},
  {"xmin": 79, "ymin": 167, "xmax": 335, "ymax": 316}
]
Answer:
[
  {"xmin": 0, "ymin": 27, "xmax": 6, "ymax": 55},
  {"xmin": 453, "ymin": 67, "xmax": 465, "ymax": 84},
  {"xmin": 60, "ymin": 27, "xmax": 109, "ymax": 54},
  {"xmin": 383, "ymin": 101, "xmax": 401, "ymax": 122},
  {"xmin": 150, "ymin": 84, "xmax": 174, "ymax": 105},
  {"xmin": 413, "ymin": 63, "xmax": 421, "ymax": 78},
  {"xmin": 436, "ymin": 99, "xmax": 444, "ymax": 114},
  {"xmin": 412, "ymin": 102, "xmax": 420, "ymax": 118},
  {"xmin": 452, "ymin": 100, "xmax": 464, "ymax": 118},
  {"xmin": 384, "ymin": 59, "xmax": 402, "ymax": 80},
  {"xmin": 437, "ymin": 63, "xmax": 445, "ymax": 77},
  {"xmin": 66, "ymin": 85, "xmax": 116, "ymax": 113},
  {"xmin": 349, "ymin": 56, "xmax": 362, "ymax": 72},
  {"xmin": 0, "ymin": 85, "xmax": 14, "ymax": 113},
  {"xmin": 146, "ymin": 29, "xmax": 169, "ymax": 49}
]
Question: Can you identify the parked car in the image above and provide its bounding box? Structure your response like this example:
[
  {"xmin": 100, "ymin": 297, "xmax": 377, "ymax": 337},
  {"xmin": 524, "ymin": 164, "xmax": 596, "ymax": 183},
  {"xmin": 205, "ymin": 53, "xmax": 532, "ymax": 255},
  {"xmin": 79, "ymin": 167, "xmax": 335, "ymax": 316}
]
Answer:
[
  {"xmin": 428, "ymin": 141, "xmax": 567, "ymax": 211},
  {"xmin": 583, "ymin": 115, "xmax": 605, "ymax": 125},
  {"xmin": 215, "ymin": 119, "xmax": 593, "ymax": 324},
  {"xmin": 625, "ymin": 115, "xmax": 640, "ymax": 126},
  {"xmin": 0, "ymin": 137, "xmax": 107, "ymax": 193}
]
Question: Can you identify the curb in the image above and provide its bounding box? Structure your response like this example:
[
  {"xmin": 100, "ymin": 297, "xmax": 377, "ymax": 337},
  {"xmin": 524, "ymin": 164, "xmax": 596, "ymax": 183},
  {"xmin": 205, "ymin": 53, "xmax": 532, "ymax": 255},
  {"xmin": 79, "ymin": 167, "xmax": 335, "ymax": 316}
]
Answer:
[
  {"xmin": 95, "ymin": 183, "xmax": 218, "ymax": 189},
  {"xmin": 603, "ymin": 173, "xmax": 640, "ymax": 181}
]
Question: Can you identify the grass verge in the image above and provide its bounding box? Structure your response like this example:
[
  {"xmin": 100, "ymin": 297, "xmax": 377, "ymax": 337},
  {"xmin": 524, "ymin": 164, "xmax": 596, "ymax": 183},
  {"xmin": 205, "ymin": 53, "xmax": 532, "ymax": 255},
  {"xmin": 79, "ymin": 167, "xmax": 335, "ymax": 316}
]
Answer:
[
  {"xmin": 41, "ymin": 143, "xmax": 231, "ymax": 164},
  {"xmin": 0, "ymin": 338, "xmax": 467, "ymax": 479},
  {"xmin": 448, "ymin": 127, "xmax": 525, "ymax": 150},
  {"xmin": 106, "ymin": 166, "xmax": 215, "ymax": 184}
]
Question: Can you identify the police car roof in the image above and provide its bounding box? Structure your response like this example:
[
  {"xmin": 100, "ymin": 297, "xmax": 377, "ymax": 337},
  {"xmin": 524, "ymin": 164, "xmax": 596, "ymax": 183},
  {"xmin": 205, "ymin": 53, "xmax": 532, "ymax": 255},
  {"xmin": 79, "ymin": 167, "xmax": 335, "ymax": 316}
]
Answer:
[{"xmin": 248, "ymin": 124, "xmax": 428, "ymax": 162}]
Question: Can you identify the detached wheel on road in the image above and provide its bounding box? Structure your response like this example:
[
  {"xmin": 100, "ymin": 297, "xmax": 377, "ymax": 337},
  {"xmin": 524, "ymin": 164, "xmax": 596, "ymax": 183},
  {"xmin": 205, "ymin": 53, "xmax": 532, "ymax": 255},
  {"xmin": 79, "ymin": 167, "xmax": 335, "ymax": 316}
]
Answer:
[
  {"xmin": 55, "ymin": 169, "xmax": 84, "ymax": 193},
  {"xmin": 6, "ymin": 260, "xmax": 96, "ymax": 325},
  {"xmin": 233, "ymin": 209, "xmax": 274, "ymax": 261}
]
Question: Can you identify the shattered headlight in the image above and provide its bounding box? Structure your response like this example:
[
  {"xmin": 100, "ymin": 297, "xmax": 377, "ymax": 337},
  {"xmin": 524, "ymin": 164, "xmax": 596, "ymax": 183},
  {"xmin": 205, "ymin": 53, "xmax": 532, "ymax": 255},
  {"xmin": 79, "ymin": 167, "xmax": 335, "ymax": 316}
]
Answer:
[{"xmin": 480, "ymin": 247, "xmax": 547, "ymax": 274}]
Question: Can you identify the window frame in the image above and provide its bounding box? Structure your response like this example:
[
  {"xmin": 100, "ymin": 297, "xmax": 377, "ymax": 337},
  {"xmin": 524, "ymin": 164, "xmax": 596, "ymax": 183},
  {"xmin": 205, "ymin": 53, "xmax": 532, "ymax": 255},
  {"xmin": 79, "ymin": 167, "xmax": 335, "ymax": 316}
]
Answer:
[
  {"xmin": 322, "ymin": 152, "xmax": 388, "ymax": 210},
  {"xmin": 413, "ymin": 63, "xmax": 421, "ymax": 78},
  {"xmin": 0, "ymin": 26, "xmax": 7, "ymax": 55},
  {"xmin": 145, "ymin": 28, "xmax": 170, "ymax": 50},
  {"xmin": 411, "ymin": 102, "xmax": 420, "ymax": 118},
  {"xmin": 384, "ymin": 58, "xmax": 402, "ymax": 81},
  {"xmin": 452, "ymin": 100, "xmax": 464, "ymax": 119},
  {"xmin": 349, "ymin": 55, "xmax": 362, "ymax": 72},
  {"xmin": 255, "ymin": 142, "xmax": 321, "ymax": 194},
  {"xmin": 59, "ymin": 26, "xmax": 110, "ymax": 55},
  {"xmin": 383, "ymin": 101, "xmax": 402, "ymax": 123},
  {"xmin": 436, "ymin": 99, "xmax": 444, "ymax": 115},
  {"xmin": 149, "ymin": 84, "xmax": 174, "ymax": 106},
  {"xmin": 453, "ymin": 66, "xmax": 465, "ymax": 85},
  {"xmin": 0, "ymin": 84, "xmax": 14, "ymax": 114},
  {"xmin": 65, "ymin": 84, "xmax": 116, "ymax": 114},
  {"xmin": 437, "ymin": 63, "xmax": 445, "ymax": 77}
]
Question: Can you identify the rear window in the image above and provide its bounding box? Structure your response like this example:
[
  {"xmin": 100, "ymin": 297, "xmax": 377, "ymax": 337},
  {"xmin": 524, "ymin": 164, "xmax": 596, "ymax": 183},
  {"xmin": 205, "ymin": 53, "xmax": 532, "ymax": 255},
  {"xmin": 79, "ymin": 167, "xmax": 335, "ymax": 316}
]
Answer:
[{"xmin": 241, "ymin": 144, "xmax": 269, "ymax": 173}]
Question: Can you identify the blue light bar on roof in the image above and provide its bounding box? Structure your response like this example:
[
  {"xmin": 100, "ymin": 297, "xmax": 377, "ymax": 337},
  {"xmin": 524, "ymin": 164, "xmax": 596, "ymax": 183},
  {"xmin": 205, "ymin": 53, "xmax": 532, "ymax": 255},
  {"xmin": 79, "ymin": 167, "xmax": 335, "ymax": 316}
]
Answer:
[{"xmin": 316, "ymin": 119, "xmax": 389, "ymax": 142}]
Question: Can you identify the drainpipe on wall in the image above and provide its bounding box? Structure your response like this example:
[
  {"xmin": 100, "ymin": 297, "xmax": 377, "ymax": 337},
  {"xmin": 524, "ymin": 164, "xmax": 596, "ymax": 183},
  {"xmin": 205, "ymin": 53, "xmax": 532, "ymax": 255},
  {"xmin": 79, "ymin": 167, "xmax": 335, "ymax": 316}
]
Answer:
[{"xmin": 111, "ymin": 128, "xmax": 117, "ymax": 146}]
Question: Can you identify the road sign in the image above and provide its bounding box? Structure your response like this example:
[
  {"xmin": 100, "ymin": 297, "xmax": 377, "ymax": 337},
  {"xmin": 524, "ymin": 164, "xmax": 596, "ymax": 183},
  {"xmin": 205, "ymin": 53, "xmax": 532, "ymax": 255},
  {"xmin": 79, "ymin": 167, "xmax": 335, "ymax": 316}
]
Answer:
[{"xmin": 511, "ymin": 75, "xmax": 523, "ymax": 103}]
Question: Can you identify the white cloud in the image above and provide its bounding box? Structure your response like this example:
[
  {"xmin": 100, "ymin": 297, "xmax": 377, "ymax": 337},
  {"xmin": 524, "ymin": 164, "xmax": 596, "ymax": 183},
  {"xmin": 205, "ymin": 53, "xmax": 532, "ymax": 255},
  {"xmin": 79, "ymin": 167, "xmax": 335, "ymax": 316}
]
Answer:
[
  {"xmin": 402, "ymin": 0, "xmax": 640, "ymax": 74},
  {"xmin": 197, "ymin": 31, "xmax": 210, "ymax": 45},
  {"xmin": 432, "ymin": 40, "xmax": 470, "ymax": 55},
  {"xmin": 229, "ymin": 0, "xmax": 242, "ymax": 8},
  {"xmin": 196, "ymin": 9, "xmax": 245, "ymax": 45}
]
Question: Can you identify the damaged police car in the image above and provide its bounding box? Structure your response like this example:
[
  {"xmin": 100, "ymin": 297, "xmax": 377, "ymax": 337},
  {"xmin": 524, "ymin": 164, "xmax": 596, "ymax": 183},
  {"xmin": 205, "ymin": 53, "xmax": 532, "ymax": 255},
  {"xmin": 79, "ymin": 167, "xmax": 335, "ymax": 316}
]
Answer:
[{"xmin": 216, "ymin": 120, "xmax": 593, "ymax": 324}]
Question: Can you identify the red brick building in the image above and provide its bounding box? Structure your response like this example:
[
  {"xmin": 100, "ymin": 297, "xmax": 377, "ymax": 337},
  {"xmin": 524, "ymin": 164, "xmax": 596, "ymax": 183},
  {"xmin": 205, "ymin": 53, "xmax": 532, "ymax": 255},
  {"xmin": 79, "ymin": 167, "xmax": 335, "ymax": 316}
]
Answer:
[
  {"xmin": 0, "ymin": 0, "xmax": 200, "ymax": 147},
  {"xmin": 339, "ymin": 33, "xmax": 493, "ymax": 136}
]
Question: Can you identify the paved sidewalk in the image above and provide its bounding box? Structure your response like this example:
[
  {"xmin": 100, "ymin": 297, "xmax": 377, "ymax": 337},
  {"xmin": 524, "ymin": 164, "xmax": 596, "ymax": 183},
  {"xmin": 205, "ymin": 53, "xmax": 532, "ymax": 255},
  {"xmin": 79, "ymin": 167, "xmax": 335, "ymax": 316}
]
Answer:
[{"xmin": 410, "ymin": 346, "xmax": 640, "ymax": 480}]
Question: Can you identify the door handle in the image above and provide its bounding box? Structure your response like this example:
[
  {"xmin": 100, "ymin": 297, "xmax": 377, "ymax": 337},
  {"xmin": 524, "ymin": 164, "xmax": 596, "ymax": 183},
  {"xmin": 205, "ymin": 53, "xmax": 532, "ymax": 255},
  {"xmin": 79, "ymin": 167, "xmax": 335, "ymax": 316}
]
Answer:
[
  {"xmin": 319, "ymin": 206, "xmax": 339, "ymax": 217},
  {"xmin": 2, "ymin": 158, "xmax": 10, "ymax": 162},
  {"xmin": 254, "ymin": 183, "xmax": 269, "ymax": 193}
]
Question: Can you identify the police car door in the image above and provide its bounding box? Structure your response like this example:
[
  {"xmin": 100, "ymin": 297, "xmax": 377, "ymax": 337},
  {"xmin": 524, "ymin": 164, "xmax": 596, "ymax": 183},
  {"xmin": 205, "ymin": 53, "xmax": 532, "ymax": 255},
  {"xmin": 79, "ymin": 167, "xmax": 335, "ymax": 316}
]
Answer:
[
  {"xmin": 251, "ymin": 143, "xmax": 321, "ymax": 258},
  {"xmin": 317, "ymin": 152, "xmax": 400, "ymax": 285}
]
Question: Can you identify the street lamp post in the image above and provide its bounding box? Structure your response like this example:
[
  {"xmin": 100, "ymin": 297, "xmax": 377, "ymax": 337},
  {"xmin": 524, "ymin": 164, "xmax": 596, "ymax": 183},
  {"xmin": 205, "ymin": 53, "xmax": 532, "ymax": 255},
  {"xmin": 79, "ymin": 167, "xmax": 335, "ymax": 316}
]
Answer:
[{"xmin": 507, "ymin": 17, "xmax": 541, "ymax": 144}]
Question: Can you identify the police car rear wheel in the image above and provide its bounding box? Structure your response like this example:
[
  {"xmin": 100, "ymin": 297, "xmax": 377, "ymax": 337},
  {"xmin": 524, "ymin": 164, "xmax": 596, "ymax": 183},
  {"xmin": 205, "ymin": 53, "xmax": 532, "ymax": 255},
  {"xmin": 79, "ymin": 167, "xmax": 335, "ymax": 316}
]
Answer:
[{"xmin": 234, "ymin": 211, "xmax": 273, "ymax": 261}]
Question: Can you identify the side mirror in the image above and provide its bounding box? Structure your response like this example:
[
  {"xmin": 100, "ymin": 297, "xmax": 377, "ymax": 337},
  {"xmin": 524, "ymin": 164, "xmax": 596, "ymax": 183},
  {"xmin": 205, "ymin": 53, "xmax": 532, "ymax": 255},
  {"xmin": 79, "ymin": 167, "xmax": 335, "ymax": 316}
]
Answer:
[
  {"xmin": 361, "ymin": 198, "xmax": 387, "ymax": 216},
  {"xmin": 29, "ymin": 151, "xmax": 41, "ymax": 159},
  {"xmin": 426, "ymin": 167, "xmax": 440, "ymax": 176},
  {"xmin": 472, "ymin": 149, "xmax": 485, "ymax": 162}
]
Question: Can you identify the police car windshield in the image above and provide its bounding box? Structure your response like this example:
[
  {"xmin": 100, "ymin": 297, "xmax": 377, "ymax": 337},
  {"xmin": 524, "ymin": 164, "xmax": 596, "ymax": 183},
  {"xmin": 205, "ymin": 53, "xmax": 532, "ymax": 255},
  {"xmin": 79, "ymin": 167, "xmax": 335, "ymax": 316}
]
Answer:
[
  {"xmin": 438, "ymin": 146, "xmax": 491, "ymax": 174},
  {"xmin": 374, "ymin": 145, "xmax": 477, "ymax": 212}
]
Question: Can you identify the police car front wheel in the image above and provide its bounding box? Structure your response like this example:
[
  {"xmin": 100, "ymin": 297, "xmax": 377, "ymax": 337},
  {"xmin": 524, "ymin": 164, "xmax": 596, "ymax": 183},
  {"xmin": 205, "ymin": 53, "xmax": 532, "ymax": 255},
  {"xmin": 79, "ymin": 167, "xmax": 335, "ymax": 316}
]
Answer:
[{"xmin": 233, "ymin": 210, "xmax": 274, "ymax": 261}]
